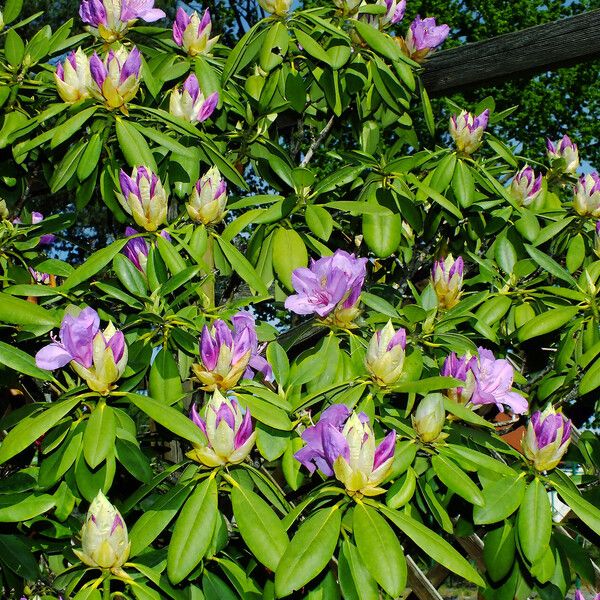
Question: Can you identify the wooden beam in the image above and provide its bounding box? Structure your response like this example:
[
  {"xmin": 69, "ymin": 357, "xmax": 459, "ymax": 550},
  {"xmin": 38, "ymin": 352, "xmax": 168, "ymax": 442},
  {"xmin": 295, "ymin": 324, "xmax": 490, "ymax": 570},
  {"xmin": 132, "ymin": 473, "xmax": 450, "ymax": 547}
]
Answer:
[{"xmin": 422, "ymin": 9, "xmax": 600, "ymax": 95}]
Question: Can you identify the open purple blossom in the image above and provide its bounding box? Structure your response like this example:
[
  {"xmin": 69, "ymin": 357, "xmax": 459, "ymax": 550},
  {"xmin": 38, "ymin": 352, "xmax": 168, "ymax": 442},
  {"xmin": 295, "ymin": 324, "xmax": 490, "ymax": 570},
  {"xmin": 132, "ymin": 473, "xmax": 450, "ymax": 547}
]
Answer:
[
  {"xmin": 285, "ymin": 250, "xmax": 368, "ymax": 327},
  {"xmin": 470, "ymin": 348, "xmax": 528, "ymax": 414},
  {"xmin": 573, "ymin": 172, "xmax": 600, "ymax": 217},
  {"xmin": 546, "ymin": 134, "xmax": 579, "ymax": 174},
  {"xmin": 522, "ymin": 405, "xmax": 571, "ymax": 471},
  {"xmin": 511, "ymin": 165, "xmax": 543, "ymax": 207},
  {"xmin": 442, "ymin": 348, "xmax": 527, "ymax": 414},
  {"xmin": 173, "ymin": 7, "xmax": 218, "ymax": 56},
  {"xmin": 192, "ymin": 311, "xmax": 273, "ymax": 391},
  {"xmin": 295, "ymin": 404, "xmax": 396, "ymax": 497},
  {"xmin": 80, "ymin": 0, "xmax": 165, "ymax": 42},
  {"xmin": 35, "ymin": 307, "xmax": 128, "ymax": 394},
  {"xmin": 404, "ymin": 15, "xmax": 449, "ymax": 62},
  {"xmin": 187, "ymin": 390, "xmax": 256, "ymax": 466},
  {"xmin": 450, "ymin": 109, "xmax": 489, "ymax": 155},
  {"xmin": 170, "ymin": 73, "xmax": 219, "ymax": 124},
  {"xmin": 89, "ymin": 46, "xmax": 141, "ymax": 113}
]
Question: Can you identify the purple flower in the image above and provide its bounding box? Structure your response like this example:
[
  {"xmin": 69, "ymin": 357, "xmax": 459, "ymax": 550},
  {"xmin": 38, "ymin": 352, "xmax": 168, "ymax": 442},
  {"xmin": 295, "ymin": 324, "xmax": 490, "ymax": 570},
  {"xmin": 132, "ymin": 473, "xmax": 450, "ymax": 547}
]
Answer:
[
  {"xmin": 31, "ymin": 212, "xmax": 56, "ymax": 246},
  {"xmin": 80, "ymin": 0, "xmax": 165, "ymax": 42},
  {"xmin": 295, "ymin": 405, "xmax": 396, "ymax": 497},
  {"xmin": 170, "ymin": 73, "xmax": 219, "ymax": 124},
  {"xmin": 470, "ymin": 348, "xmax": 528, "ymax": 414},
  {"xmin": 187, "ymin": 390, "xmax": 256, "ymax": 466},
  {"xmin": 385, "ymin": 0, "xmax": 406, "ymax": 24},
  {"xmin": 35, "ymin": 307, "xmax": 128, "ymax": 394},
  {"xmin": 285, "ymin": 249, "xmax": 368, "ymax": 327},
  {"xmin": 442, "ymin": 352, "xmax": 477, "ymax": 405},
  {"xmin": 89, "ymin": 46, "xmax": 142, "ymax": 113},
  {"xmin": 404, "ymin": 15, "xmax": 450, "ymax": 61},
  {"xmin": 192, "ymin": 311, "xmax": 273, "ymax": 391},
  {"xmin": 546, "ymin": 134, "xmax": 579, "ymax": 174},
  {"xmin": 573, "ymin": 172, "xmax": 600, "ymax": 217},
  {"xmin": 122, "ymin": 227, "xmax": 149, "ymax": 272},
  {"xmin": 522, "ymin": 405, "xmax": 571, "ymax": 471},
  {"xmin": 450, "ymin": 109, "xmax": 489, "ymax": 155},
  {"xmin": 173, "ymin": 7, "xmax": 219, "ymax": 57},
  {"xmin": 29, "ymin": 267, "xmax": 51, "ymax": 285},
  {"xmin": 117, "ymin": 166, "xmax": 168, "ymax": 231},
  {"xmin": 431, "ymin": 255, "xmax": 463, "ymax": 309},
  {"xmin": 511, "ymin": 165, "xmax": 543, "ymax": 207}
]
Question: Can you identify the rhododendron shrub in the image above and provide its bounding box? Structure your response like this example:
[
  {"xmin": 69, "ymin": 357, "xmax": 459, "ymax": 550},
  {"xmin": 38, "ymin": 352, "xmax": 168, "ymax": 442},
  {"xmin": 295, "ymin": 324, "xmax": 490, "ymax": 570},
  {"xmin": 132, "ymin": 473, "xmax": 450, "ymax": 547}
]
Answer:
[{"xmin": 0, "ymin": 0, "xmax": 598, "ymax": 599}]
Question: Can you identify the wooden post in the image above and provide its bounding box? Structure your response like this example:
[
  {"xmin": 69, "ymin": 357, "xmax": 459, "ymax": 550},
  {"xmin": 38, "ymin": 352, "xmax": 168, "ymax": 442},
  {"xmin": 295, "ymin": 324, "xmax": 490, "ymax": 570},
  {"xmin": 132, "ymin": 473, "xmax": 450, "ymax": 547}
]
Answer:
[{"xmin": 422, "ymin": 9, "xmax": 600, "ymax": 95}]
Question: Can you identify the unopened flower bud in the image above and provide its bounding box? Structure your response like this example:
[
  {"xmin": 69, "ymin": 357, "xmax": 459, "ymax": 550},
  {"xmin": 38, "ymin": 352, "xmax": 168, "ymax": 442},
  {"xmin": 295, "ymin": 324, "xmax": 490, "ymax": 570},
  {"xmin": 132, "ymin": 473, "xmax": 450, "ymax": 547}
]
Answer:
[
  {"xmin": 73, "ymin": 491, "xmax": 130, "ymax": 575},
  {"xmin": 450, "ymin": 110, "xmax": 489, "ymax": 155},
  {"xmin": 522, "ymin": 405, "xmax": 571, "ymax": 471},
  {"xmin": 412, "ymin": 393, "xmax": 446, "ymax": 442},
  {"xmin": 573, "ymin": 173, "xmax": 600, "ymax": 217},
  {"xmin": 187, "ymin": 390, "xmax": 256, "ymax": 466},
  {"xmin": 173, "ymin": 7, "xmax": 219, "ymax": 57},
  {"xmin": 431, "ymin": 255, "xmax": 463, "ymax": 309},
  {"xmin": 186, "ymin": 167, "xmax": 227, "ymax": 225},
  {"xmin": 169, "ymin": 73, "xmax": 218, "ymax": 124},
  {"xmin": 511, "ymin": 165, "xmax": 543, "ymax": 207},
  {"xmin": 118, "ymin": 167, "xmax": 168, "ymax": 232},
  {"xmin": 258, "ymin": 0, "xmax": 293, "ymax": 16},
  {"xmin": 546, "ymin": 135, "xmax": 579, "ymax": 175},
  {"xmin": 365, "ymin": 321, "xmax": 407, "ymax": 386},
  {"xmin": 54, "ymin": 49, "xmax": 92, "ymax": 103}
]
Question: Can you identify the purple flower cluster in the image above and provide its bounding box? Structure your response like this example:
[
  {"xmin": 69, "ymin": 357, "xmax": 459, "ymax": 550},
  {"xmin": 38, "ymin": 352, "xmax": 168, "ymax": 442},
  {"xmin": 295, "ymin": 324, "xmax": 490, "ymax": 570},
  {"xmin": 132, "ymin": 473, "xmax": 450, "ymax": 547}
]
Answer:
[
  {"xmin": 404, "ymin": 16, "xmax": 449, "ymax": 61},
  {"xmin": 442, "ymin": 348, "xmax": 528, "ymax": 414},
  {"xmin": 192, "ymin": 312, "xmax": 273, "ymax": 391},
  {"xmin": 285, "ymin": 250, "xmax": 367, "ymax": 325}
]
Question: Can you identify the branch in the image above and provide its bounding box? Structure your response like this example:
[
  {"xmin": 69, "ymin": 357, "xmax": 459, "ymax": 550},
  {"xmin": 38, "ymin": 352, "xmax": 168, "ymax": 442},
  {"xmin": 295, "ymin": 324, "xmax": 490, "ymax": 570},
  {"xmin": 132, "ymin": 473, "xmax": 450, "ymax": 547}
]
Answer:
[{"xmin": 300, "ymin": 115, "xmax": 335, "ymax": 167}]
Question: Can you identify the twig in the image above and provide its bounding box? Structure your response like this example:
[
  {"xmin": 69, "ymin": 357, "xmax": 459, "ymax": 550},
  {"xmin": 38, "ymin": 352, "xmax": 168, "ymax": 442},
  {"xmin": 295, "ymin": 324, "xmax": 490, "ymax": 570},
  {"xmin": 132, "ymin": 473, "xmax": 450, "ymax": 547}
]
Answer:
[{"xmin": 300, "ymin": 116, "xmax": 335, "ymax": 167}]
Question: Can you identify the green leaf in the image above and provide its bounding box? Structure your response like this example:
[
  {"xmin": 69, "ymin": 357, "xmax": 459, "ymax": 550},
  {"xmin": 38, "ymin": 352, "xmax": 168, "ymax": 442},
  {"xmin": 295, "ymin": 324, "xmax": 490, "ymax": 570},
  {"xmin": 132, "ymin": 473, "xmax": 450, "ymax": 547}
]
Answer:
[
  {"xmin": 483, "ymin": 522, "xmax": 516, "ymax": 582},
  {"xmin": 5, "ymin": 29, "xmax": 25, "ymax": 67},
  {"xmin": 114, "ymin": 438, "xmax": 152, "ymax": 483},
  {"xmin": 77, "ymin": 132, "xmax": 103, "ymax": 181},
  {"xmin": 0, "ymin": 397, "xmax": 80, "ymax": 464},
  {"xmin": 260, "ymin": 21, "xmax": 289, "ymax": 71},
  {"xmin": 407, "ymin": 174, "xmax": 462, "ymax": 219},
  {"xmin": 129, "ymin": 483, "xmax": 193, "ymax": 557},
  {"xmin": 51, "ymin": 106, "xmax": 98, "ymax": 149},
  {"xmin": 518, "ymin": 307, "xmax": 580, "ymax": 342},
  {"xmin": 125, "ymin": 393, "xmax": 205, "ymax": 445},
  {"xmin": 0, "ymin": 534, "xmax": 39, "ymax": 579},
  {"xmin": 517, "ymin": 479, "xmax": 552, "ymax": 564},
  {"xmin": 353, "ymin": 504, "xmax": 406, "ymax": 597},
  {"xmin": 62, "ymin": 239, "xmax": 128, "ymax": 291},
  {"xmin": 293, "ymin": 29, "xmax": 330, "ymax": 63},
  {"xmin": 379, "ymin": 505, "xmax": 485, "ymax": 586},
  {"xmin": 431, "ymin": 454, "xmax": 485, "ymax": 506},
  {"xmin": 215, "ymin": 235, "xmax": 269, "ymax": 296},
  {"xmin": 272, "ymin": 228, "xmax": 308, "ymax": 291},
  {"xmin": 167, "ymin": 477, "xmax": 218, "ymax": 584},
  {"xmin": 442, "ymin": 444, "xmax": 516, "ymax": 478},
  {"xmin": 0, "ymin": 494, "xmax": 56, "ymax": 522},
  {"xmin": 338, "ymin": 539, "xmax": 379, "ymax": 600},
  {"xmin": 49, "ymin": 140, "xmax": 87, "ymax": 192},
  {"xmin": 473, "ymin": 475, "xmax": 526, "ymax": 525},
  {"xmin": 83, "ymin": 402, "xmax": 116, "ymax": 469},
  {"xmin": 275, "ymin": 506, "xmax": 342, "ymax": 597},
  {"xmin": 115, "ymin": 118, "xmax": 157, "ymax": 171},
  {"xmin": 149, "ymin": 348, "xmax": 184, "ymax": 406},
  {"xmin": 579, "ymin": 354, "xmax": 600, "ymax": 395},
  {"xmin": 0, "ymin": 341, "xmax": 54, "ymax": 381},
  {"xmin": 353, "ymin": 20, "xmax": 404, "ymax": 62},
  {"xmin": 156, "ymin": 231, "xmax": 187, "ymax": 275},
  {"xmin": 113, "ymin": 253, "xmax": 146, "ymax": 297},
  {"xmin": 443, "ymin": 397, "xmax": 494, "ymax": 428},
  {"xmin": 524, "ymin": 244, "xmax": 577, "ymax": 286},
  {"xmin": 266, "ymin": 341, "xmax": 290, "ymax": 387},
  {"xmin": 305, "ymin": 205, "xmax": 333, "ymax": 241},
  {"xmin": 231, "ymin": 485, "xmax": 289, "ymax": 571},
  {"xmin": 452, "ymin": 159, "xmax": 475, "ymax": 208},
  {"xmin": 3, "ymin": 0, "xmax": 24, "ymax": 24},
  {"xmin": 236, "ymin": 393, "xmax": 292, "ymax": 431},
  {"xmin": 566, "ymin": 233, "xmax": 585, "ymax": 273},
  {"xmin": 552, "ymin": 480, "xmax": 600, "ymax": 535}
]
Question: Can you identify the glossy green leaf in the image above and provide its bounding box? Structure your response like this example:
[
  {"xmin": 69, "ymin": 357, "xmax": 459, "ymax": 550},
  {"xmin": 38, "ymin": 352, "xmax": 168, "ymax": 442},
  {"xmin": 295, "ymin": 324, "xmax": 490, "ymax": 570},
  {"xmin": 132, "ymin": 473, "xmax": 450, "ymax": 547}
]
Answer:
[
  {"xmin": 167, "ymin": 477, "xmax": 218, "ymax": 584},
  {"xmin": 517, "ymin": 479, "xmax": 552, "ymax": 564},
  {"xmin": 83, "ymin": 401, "xmax": 116, "ymax": 469},
  {"xmin": 216, "ymin": 235, "xmax": 269, "ymax": 296},
  {"xmin": 231, "ymin": 485, "xmax": 289, "ymax": 571},
  {"xmin": 115, "ymin": 118, "xmax": 157, "ymax": 171},
  {"xmin": 272, "ymin": 228, "xmax": 308, "ymax": 290},
  {"xmin": 0, "ymin": 341, "xmax": 55, "ymax": 381},
  {"xmin": 353, "ymin": 503, "xmax": 406, "ymax": 597},
  {"xmin": 518, "ymin": 307, "xmax": 580, "ymax": 342},
  {"xmin": 431, "ymin": 454, "xmax": 485, "ymax": 506},
  {"xmin": 275, "ymin": 506, "xmax": 342, "ymax": 597},
  {"xmin": 473, "ymin": 475, "xmax": 526, "ymax": 525},
  {"xmin": 149, "ymin": 348, "xmax": 184, "ymax": 406}
]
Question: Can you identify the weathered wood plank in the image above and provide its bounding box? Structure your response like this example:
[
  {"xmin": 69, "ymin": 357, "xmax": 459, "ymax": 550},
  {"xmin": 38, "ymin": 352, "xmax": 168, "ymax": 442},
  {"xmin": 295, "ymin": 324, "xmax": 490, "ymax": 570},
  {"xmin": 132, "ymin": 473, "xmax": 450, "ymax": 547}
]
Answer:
[{"xmin": 422, "ymin": 9, "xmax": 600, "ymax": 94}]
